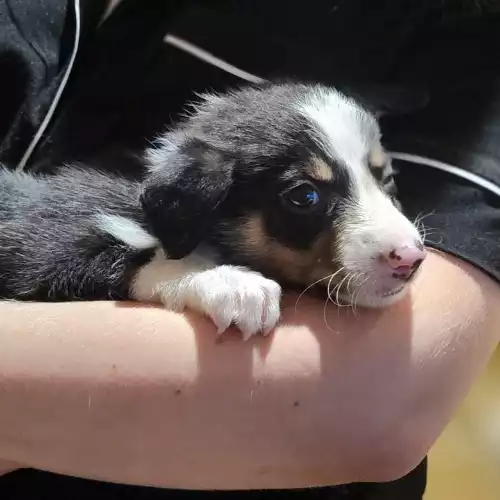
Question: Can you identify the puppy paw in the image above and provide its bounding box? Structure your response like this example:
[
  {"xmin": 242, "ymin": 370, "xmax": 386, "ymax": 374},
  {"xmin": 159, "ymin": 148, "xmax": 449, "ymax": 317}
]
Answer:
[{"xmin": 164, "ymin": 265, "xmax": 282, "ymax": 340}]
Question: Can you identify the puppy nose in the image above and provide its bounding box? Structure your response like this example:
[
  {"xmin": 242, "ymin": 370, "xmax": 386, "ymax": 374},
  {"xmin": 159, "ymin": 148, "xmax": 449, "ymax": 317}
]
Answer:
[{"xmin": 383, "ymin": 242, "xmax": 426, "ymax": 280}]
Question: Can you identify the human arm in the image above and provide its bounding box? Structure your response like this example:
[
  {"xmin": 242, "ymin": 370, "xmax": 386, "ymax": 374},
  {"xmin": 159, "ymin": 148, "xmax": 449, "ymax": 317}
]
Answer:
[{"xmin": 0, "ymin": 250, "xmax": 498, "ymax": 490}]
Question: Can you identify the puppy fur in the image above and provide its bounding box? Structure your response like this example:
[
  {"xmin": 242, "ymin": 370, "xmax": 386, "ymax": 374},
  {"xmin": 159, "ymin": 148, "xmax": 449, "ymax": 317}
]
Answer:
[{"xmin": 0, "ymin": 82, "xmax": 422, "ymax": 338}]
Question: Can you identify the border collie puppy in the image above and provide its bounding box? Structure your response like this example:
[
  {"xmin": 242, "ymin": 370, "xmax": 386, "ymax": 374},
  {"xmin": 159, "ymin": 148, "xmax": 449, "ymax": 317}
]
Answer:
[{"xmin": 0, "ymin": 83, "xmax": 425, "ymax": 339}]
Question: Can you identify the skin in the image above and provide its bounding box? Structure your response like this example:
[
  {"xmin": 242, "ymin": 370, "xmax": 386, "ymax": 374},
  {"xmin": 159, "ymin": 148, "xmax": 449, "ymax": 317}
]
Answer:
[{"xmin": 0, "ymin": 250, "xmax": 498, "ymax": 490}]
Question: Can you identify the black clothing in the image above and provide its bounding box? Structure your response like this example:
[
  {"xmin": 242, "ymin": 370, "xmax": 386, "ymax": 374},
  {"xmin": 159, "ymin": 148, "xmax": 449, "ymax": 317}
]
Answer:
[{"xmin": 0, "ymin": 1, "xmax": 499, "ymax": 498}]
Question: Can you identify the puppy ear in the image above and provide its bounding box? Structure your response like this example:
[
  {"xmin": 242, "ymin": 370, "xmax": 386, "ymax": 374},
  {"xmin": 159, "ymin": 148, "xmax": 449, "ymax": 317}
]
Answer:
[{"xmin": 140, "ymin": 137, "xmax": 233, "ymax": 259}]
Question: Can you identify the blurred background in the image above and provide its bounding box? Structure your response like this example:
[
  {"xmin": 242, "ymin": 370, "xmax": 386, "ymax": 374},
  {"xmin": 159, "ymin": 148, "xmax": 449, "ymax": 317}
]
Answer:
[{"xmin": 426, "ymin": 346, "xmax": 500, "ymax": 499}]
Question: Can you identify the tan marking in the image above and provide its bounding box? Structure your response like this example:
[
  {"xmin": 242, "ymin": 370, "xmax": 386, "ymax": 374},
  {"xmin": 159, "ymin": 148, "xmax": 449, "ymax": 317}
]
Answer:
[
  {"xmin": 236, "ymin": 214, "xmax": 335, "ymax": 285},
  {"xmin": 305, "ymin": 156, "xmax": 334, "ymax": 182},
  {"xmin": 369, "ymin": 145, "xmax": 387, "ymax": 168}
]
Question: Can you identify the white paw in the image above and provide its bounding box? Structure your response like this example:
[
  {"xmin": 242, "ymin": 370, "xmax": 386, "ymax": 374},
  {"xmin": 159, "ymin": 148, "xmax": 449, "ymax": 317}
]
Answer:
[{"xmin": 164, "ymin": 266, "xmax": 282, "ymax": 340}]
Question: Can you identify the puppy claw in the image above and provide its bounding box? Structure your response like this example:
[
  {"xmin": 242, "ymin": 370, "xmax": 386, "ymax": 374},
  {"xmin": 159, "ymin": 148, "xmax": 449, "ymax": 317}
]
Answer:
[
  {"xmin": 262, "ymin": 325, "xmax": 274, "ymax": 337},
  {"xmin": 215, "ymin": 324, "xmax": 230, "ymax": 336},
  {"xmin": 211, "ymin": 310, "xmax": 233, "ymax": 336},
  {"xmin": 241, "ymin": 329, "xmax": 255, "ymax": 342}
]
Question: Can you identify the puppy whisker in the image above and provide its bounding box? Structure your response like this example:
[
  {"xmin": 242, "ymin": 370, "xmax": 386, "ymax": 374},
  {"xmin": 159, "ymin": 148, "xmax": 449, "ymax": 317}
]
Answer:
[
  {"xmin": 419, "ymin": 226, "xmax": 441, "ymax": 236},
  {"xmin": 337, "ymin": 274, "xmax": 352, "ymax": 307},
  {"xmin": 328, "ymin": 272, "xmax": 351, "ymax": 308},
  {"xmin": 322, "ymin": 299, "xmax": 336, "ymax": 334},
  {"xmin": 320, "ymin": 267, "xmax": 349, "ymax": 334},
  {"xmin": 345, "ymin": 271, "xmax": 357, "ymax": 296},
  {"xmin": 423, "ymin": 235, "xmax": 445, "ymax": 245},
  {"xmin": 418, "ymin": 224, "xmax": 445, "ymax": 245},
  {"xmin": 345, "ymin": 271, "xmax": 362, "ymax": 315},
  {"xmin": 413, "ymin": 211, "xmax": 435, "ymax": 227},
  {"xmin": 353, "ymin": 274, "xmax": 371, "ymax": 314},
  {"xmin": 294, "ymin": 271, "xmax": 341, "ymax": 313}
]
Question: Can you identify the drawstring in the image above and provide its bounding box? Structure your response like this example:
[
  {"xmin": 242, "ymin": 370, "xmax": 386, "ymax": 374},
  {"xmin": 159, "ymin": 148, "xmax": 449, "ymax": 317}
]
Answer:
[
  {"xmin": 164, "ymin": 34, "xmax": 265, "ymax": 84},
  {"xmin": 390, "ymin": 152, "xmax": 500, "ymax": 200},
  {"xmin": 16, "ymin": 0, "xmax": 82, "ymax": 172}
]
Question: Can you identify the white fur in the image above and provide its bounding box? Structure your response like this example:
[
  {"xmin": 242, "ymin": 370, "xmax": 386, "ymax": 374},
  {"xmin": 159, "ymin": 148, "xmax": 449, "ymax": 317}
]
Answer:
[
  {"xmin": 342, "ymin": 179, "xmax": 422, "ymax": 307},
  {"xmin": 340, "ymin": 177, "xmax": 422, "ymax": 307},
  {"xmin": 297, "ymin": 87, "xmax": 423, "ymax": 307},
  {"xmin": 131, "ymin": 250, "xmax": 282, "ymax": 340},
  {"xmin": 296, "ymin": 87, "xmax": 379, "ymax": 168},
  {"xmin": 145, "ymin": 135, "xmax": 179, "ymax": 174},
  {"xmin": 94, "ymin": 213, "xmax": 159, "ymax": 250},
  {"xmin": 93, "ymin": 213, "xmax": 282, "ymax": 337}
]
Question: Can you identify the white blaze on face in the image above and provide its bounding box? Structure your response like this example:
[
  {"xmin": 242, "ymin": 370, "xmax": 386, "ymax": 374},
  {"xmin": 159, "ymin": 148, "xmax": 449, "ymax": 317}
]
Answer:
[
  {"xmin": 296, "ymin": 86, "xmax": 422, "ymax": 306},
  {"xmin": 339, "ymin": 180, "xmax": 421, "ymax": 274}
]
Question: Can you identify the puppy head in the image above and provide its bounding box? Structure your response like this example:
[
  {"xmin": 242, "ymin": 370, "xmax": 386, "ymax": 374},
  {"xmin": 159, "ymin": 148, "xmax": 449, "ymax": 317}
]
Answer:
[{"xmin": 142, "ymin": 83, "xmax": 425, "ymax": 308}]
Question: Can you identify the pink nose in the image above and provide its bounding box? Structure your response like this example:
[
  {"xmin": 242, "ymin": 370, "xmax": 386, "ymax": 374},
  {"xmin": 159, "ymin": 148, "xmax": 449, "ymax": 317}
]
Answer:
[{"xmin": 383, "ymin": 242, "xmax": 426, "ymax": 280}]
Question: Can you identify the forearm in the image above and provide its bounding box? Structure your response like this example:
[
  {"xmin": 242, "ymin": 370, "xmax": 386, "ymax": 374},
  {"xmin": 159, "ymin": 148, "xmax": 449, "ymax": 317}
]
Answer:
[{"xmin": 0, "ymin": 250, "xmax": 498, "ymax": 489}]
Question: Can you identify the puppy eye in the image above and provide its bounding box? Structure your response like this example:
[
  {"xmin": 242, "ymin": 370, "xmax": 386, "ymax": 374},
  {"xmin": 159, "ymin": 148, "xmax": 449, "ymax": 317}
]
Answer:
[
  {"xmin": 382, "ymin": 170, "xmax": 398, "ymax": 197},
  {"xmin": 282, "ymin": 183, "xmax": 321, "ymax": 211},
  {"xmin": 383, "ymin": 173, "xmax": 394, "ymax": 184},
  {"xmin": 382, "ymin": 166, "xmax": 399, "ymax": 185}
]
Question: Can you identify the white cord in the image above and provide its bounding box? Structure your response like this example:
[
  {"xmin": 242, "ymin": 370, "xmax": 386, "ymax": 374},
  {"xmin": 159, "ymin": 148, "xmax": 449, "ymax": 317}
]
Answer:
[
  {"xmin": 390, "ymin": 151, "xmax": 500, "ymax": 199},
  {"xmin": 16, "ymin": 0, "xmax": 82, "ymax": 172},
  {"xmin": 164, "ymin": 34, "xmax": 266, "ymax": 84},
  {"xmin": 99, "ymin": 0, "xmax": 124, "ymax": 26}
]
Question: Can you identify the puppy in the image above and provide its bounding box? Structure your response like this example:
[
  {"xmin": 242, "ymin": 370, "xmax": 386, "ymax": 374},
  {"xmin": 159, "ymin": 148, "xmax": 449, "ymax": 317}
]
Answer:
[{"xmin": 0, "ymin": 82, "xmax": 425, "ymax": 339}]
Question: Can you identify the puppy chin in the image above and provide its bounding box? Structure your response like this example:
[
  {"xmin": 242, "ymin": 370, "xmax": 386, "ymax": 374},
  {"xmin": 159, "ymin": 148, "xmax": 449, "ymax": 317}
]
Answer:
[{"xmin": 340, "ymin": 283, "xmax": 410, "ymax": 309}]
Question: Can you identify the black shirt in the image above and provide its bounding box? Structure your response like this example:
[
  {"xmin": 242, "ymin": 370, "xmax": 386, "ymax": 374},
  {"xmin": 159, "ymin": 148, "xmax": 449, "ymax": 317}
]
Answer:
[{"xmin": 0, "ymin": 1, "xmax": 499, "ymax": 498}]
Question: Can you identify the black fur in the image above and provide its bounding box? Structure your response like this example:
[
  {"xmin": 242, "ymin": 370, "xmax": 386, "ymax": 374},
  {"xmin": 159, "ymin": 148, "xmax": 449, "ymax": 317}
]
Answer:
[
  {"xmin": 0, "ymin": 82, "xmax": 405, "ymax": 302},
  {"xmin": 0, "ymin": 168, "xmax": 152, "ymax": 300},
  {"xmin": 142, "ymin": 83, "xmax": 360, "ymax": 261},
  {"xmin": 141, "ymin": 138, "xmax": 235, "ymax": 259}
]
